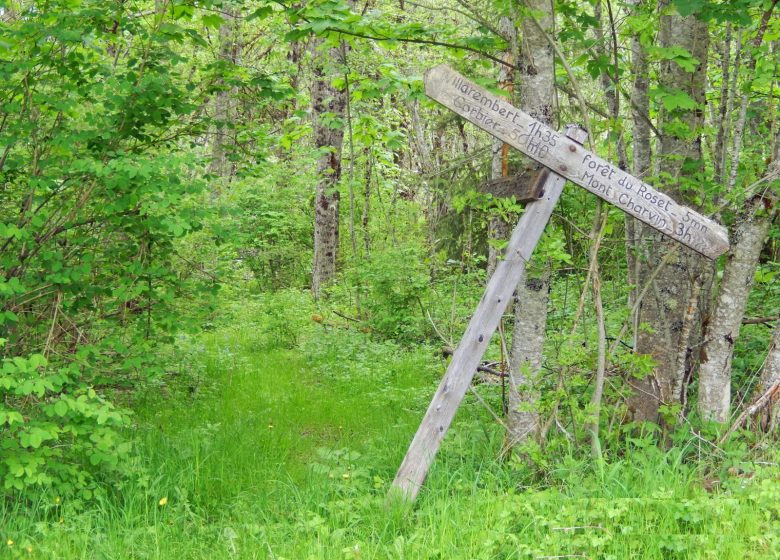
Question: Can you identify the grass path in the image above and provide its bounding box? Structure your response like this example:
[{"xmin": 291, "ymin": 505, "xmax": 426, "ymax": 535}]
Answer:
[{"xmin": 3, "ymin": 321, "xmax": 780, "ymax": 558}]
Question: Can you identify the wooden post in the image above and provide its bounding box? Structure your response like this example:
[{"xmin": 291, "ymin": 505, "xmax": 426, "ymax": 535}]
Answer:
[{"xmin": 390, "ymin": 126, "xmax": 588, "ymax": 502}]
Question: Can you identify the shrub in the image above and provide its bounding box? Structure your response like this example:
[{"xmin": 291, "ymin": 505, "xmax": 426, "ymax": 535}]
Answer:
[
  {"xmin": 0, "ymin": 351, "xmax": 133, "ymax": 501},
  {"xmin": 348, "ymin": 247, "xmax": 432, "ymax": 343}
]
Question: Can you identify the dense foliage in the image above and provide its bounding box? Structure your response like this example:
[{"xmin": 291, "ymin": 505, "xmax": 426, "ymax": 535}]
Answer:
[{"xmin": 1, "ymin": 0, "xmax": 779, "ymax": 555}]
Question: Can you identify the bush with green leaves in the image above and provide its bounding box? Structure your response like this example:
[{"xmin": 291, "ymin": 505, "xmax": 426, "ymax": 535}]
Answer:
[
  {"xmin": 0, "ymin": 351, "xmax": 133, "ymax": 500},
  {"xmin": 347, "ymin": 246, "xmax": 432, "ymax": 343},
  {"xmin": 234, "ymin": 173, "xmax": 315, "ymax": 292},
  {"xmin": 0, "ymin": 1, "xmax": 214, "ymax": 499}
]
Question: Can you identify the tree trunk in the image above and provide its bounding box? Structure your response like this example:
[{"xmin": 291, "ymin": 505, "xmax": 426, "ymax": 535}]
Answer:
[
  {"xmin": 629, "ymin": 0, "xmax": 651, "ymax": 348},
  {"xmin": 698, "ymin": 195, "xmax": 775, "ymax": 422},
  {"xmin": 726, "ymin": 0, "xmax": 778, "ymax": 193},
  {"xmin": 210, "ymin": 9, "xmax": 239, "ymax": 180},
  {"xmin": 771, "ymin": 41, "xmax": 780, "ymax": 164},
  {"xmin": 595, "ymin": 1, "xmax": 627, "ymax": 170},
  {"xmin": 629, "ymin": 3, "xmax": 710, "ymax": 423},
  {"xmin": 713, "ymin": 24, "xmax": 732, "ymax": 185},
  {"xmin": 757, "ymin": 321, "xmax": 780, "ymax": 432},
  {"xmin": 311, "ymin": 40, "xmax": 348, "ymax": 297},
  {"xmin": 507, "ymin": 0, "xmax": 557, "ymax": 447},
  {"xmin": 687, "ymin": 2, "xmax": 776, "ymax": 422},
  {"xmin": 509, "ymin": 269, "xmax": 549, "ymax": 444},
  {"xmin": 487, "ymin": 17, "xmax": 516, "ymax": 278}
]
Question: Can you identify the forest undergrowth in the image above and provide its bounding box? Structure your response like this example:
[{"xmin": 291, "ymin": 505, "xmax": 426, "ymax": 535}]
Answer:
[
  {"xmin": 2, "ymin": 0, "xmax": 780, "ymax": 558},
  {"xmin": 2, "ymin": 292, "xmax": 779, "ymax": 560}
]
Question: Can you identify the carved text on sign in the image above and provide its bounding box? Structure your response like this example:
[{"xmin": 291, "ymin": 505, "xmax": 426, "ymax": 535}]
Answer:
[{"xmin": 427, "ymin": 65, "xmax": 730, "ymax": 258}]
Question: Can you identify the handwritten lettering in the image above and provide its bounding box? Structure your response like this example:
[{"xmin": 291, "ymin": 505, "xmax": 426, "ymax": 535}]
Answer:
[
  {"xmin": 582, "ymin": 154, "xmax": 616, "ymax": 181},
  {"xmin": 427, "ymin": 65, "xmax": 730, "ymax": 258}
]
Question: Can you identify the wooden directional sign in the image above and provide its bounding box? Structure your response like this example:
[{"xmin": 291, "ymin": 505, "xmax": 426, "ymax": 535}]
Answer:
[
  {"xmin": 390, "ymin": 66, "xmax": 730, "ymax": 504},
  {"xmin": 424, "ymin": 65, "xmax": 729, "ymax": 259}
]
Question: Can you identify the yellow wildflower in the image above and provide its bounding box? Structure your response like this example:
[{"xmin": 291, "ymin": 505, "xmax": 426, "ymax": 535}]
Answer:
[
  {"xmin": 6, "ymin": 539, "xmax": 13, "ymax": 547},
  {"xmin": 158, "ymin": 496, "xmax": 168, "ymax": 506}
]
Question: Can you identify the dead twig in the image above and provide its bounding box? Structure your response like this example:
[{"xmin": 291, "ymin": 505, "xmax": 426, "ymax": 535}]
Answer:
[
  {"xmin": 743, "ymin": 316, "xmax": 779, "ymax": 326},
  {"xmin": 551, "ymin": 526, "xmax": 606, "ymax": 532},
  {"xmin": 333, "ymin": 310, "xmax": 361, "ymax": 323},
  {"xmin": 718, "ymin": 381, "xmax": 780, "ymax": 445},
  {"xmin": 469, "ymin": 385, "xmax": 512, "ymax": 434},
  {"xmin": 426, "ymin": 309, "xmax": 453, "ymax": 347}
]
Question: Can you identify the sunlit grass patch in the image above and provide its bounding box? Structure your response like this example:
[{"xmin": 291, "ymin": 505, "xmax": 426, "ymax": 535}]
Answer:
[{"xmin": 2, "ymin": 306, "xmax": 780, "ymax": 559}]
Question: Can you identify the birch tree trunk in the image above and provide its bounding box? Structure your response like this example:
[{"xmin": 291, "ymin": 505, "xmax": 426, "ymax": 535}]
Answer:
[
  {"xmin": 698, "ymin": 194, "xmax": 776, "ymax": 422},
  {"xmin": 726, "ymin": 0, "xmax": 778, "ymax": 193},
  {"xmin": 696, "ymin": 4, "xmax": 777, "ymax": 421},
  {"xmin": 629, "ymin": 3, "xmax": 710, "ymax": 423},
  {"xmin": 507, "ymin": 0, "xmax": 557, "ymax": 446},
  {"xmin": 311, "ymin": 40, "xmax": 348, "ymax": 297}
]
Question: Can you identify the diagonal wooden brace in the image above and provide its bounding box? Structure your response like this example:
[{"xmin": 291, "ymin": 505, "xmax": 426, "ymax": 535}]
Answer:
[{"xmin": 390, "ymin": 125, "xmax": 588, "ymax": 502}]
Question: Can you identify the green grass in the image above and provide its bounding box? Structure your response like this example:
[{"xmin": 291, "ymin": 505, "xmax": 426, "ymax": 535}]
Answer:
[{"xmin": 3, "ymin": 313, "xmax": 780, "ymax": 559}]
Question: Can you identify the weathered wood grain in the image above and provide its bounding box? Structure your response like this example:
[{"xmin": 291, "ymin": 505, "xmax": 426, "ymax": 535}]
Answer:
[
  {"xmin": 479, "ymin": 164, "xmax": 545, "ymax": 200},
  {"xmin": 424, "ymin": 64, "xmax": 730, "ymax": 259},
  {"xmin": 390, "ymin": 126, "xmax": 588, "ymax": 502}
]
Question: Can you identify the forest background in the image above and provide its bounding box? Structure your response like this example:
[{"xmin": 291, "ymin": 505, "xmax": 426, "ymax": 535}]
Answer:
[{"xmin": 1, "ymin": 0, "xmax": 780, "ymax": 557}]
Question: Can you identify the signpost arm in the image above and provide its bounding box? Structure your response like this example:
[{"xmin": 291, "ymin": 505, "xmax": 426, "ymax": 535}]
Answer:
[
  {"xmin": 390, "ymin": 126, "xmax": 588, "ymax": 502},
  {"xmin": 424, "ymin": 65, "xmax": 729, "ymax": 259}
]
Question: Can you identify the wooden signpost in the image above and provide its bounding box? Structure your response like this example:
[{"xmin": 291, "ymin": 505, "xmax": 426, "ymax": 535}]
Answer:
[{"xmin": 390, "ymin": 65, "xmax": 731, "ymax": 503}]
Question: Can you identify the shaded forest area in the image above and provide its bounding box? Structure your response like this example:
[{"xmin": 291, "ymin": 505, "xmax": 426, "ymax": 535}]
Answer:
[{"xmin": 1, "ymin": 0, "xmax": 780, "ymax": 557}]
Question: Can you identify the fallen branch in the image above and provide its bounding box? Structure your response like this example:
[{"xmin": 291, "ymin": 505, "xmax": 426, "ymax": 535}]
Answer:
[
  {"xmin": 333, "ymin": 309, "xmax": 361, "ymax": 323},
  {"xmin": 718, "ymin": 381, "xmax": 780, "ymax": 445},
  {"xmin": 551, "ymin": 526, "xmax": 606, "ymax": 532},
  {"xmin": 743, "ymin": 316, "xmax": 779, "ymax": 326},
  {"xmin": 477, "ymin": 364, "xmax": 507, "ymax": 378}
]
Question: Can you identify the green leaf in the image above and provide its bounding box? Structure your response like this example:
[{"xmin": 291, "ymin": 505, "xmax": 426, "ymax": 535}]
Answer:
[
  {"xmin": 29, "ymin": 432, "xmax": 43, "ymax": 448},
  {"xmin": 54, "ymin": 401, "xmax": 69, "ymax": 417},
  {"xmin": 248, "ymin": 6, "xmax": 274, "ymax": 19},
  {"xmin": 201, "ymin": 14, "xmax": 224, "ymax": 28},
  {"xmin": 672, "ymin": 0, "xmax": 705, "ymax": 16},
  {"xmin": 650, "ymin": 87, "xmax": 698, "ymax": 111},
  {"xmin": 647, "ymin": 46, "xmax": 700, "ymax": 72}
]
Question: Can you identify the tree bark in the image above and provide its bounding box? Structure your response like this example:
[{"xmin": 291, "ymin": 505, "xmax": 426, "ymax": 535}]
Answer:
[
  {"xmin": 311, "ymin": 39, "xmax": 348, "ymax": 297},
  {"xmin": 487, "ymin": 17, "xmax": 516, "ymax": 278},
  {"xmin": 770, "ymin": 41, "xmax": 780, "ymax": 164},
  {"xmin": 210, "ymin": 8, "xmax": 239, "ymax": 180},
  {"xmin": 758, "ymin": 320, "xmax": 780, "ymax": 432},
  {"xmin": 713, "ymin": 24, "xmax": 732, "ymax": 185},
  {"xmin": 629, "ymin": 0, "xmax": 651, "ymax": 349},
  {"xmin": 509, "ymin": 270, "xmax": 549, "ymax": 443},
  {"xmin": 698, "ymin": 195, "xmax": 775, "ymax": 422},
  {"xmin": 595, "ymin": 0, "xmax": 627, "ymax": 170},
  {"xmin": 726, "ymin": 0, "xmax": 778, "ymax": 193},
  {"xmin": 629, "ymin": 2, "xmax": 710, "ymax": 423},
  {"xmin": 507, "ymin": 0, "xmax": 557, "ymax": 447}
]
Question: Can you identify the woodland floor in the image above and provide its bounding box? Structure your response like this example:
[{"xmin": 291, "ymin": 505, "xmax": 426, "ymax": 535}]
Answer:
[{"xmin": 3, "ymin": 297, "xmax": 780, "ymax": 559}]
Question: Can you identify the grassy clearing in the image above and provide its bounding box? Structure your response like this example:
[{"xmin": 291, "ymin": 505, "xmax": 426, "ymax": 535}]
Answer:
[{"xmin": 3, "ymin": 297, "xmax": 780, "ymax": 559}]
